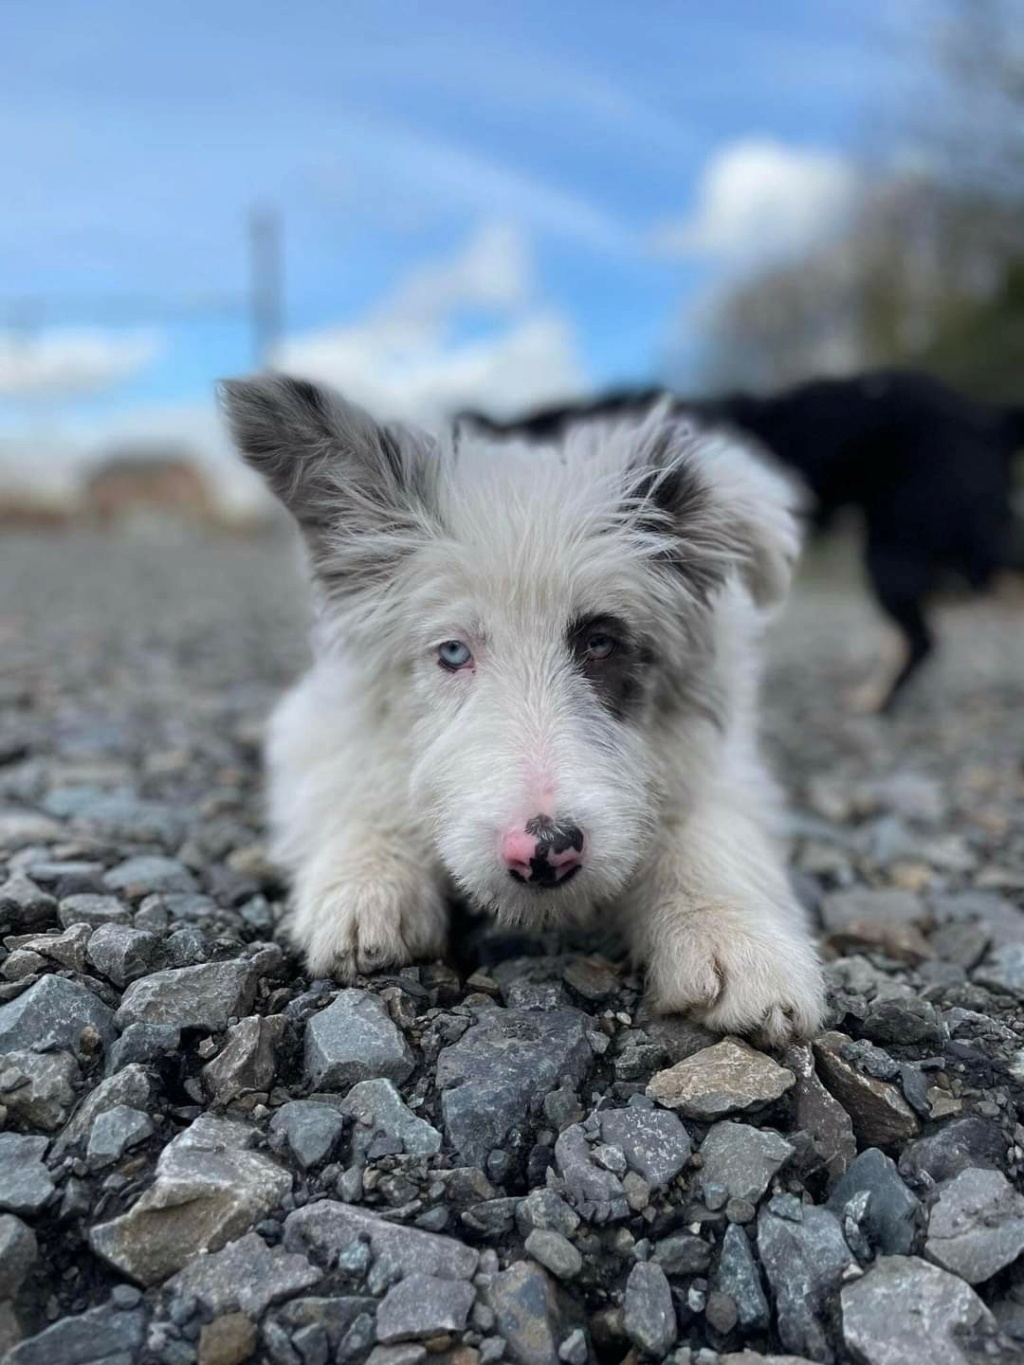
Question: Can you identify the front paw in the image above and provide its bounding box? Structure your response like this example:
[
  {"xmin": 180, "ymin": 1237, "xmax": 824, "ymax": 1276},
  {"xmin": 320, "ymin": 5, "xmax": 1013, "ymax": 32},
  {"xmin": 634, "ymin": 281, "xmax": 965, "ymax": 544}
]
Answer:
[
  {"xmin": 644, "ymin": 901, "xmax": 825, "ymax": 1046},
  {"xmin": 291, "ymin": 873, "xmax": 447, "ymax": 982}
]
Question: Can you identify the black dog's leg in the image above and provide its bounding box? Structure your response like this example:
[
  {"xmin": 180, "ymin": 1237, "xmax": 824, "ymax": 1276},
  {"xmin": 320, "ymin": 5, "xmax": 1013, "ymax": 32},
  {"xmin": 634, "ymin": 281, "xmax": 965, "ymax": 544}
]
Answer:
[{"xmin": 866, "ymin": 543, "xmax": 934, "ymax": 713}]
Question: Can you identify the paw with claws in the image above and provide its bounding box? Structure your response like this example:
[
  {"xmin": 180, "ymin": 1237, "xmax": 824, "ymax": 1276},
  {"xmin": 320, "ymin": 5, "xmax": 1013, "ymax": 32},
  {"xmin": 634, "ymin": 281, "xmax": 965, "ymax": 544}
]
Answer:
[{"xmin": 644, "ymin": 898, "xmax": 826, "ymax": 1046}]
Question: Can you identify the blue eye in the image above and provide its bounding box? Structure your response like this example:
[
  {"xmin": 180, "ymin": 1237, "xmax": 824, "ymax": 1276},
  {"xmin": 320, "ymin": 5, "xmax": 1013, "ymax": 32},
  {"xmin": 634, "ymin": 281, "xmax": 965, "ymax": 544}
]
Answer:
[{"xmin": 438, "ymin": 640, "xmax": 473, "ymax": 670}]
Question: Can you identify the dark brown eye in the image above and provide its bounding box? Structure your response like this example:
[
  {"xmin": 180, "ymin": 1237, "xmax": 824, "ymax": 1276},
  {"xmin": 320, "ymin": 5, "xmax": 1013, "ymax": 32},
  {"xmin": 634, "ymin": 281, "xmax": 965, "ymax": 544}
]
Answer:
[{"xmin": 586, "ymin": 633, "xmax": 616, "ymax": 660}]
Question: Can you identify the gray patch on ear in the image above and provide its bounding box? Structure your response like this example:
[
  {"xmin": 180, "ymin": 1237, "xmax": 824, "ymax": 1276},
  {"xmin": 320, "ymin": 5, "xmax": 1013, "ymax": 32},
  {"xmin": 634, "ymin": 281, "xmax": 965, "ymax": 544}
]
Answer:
[
  {"xmin": 627, "ymin": 418, "xmax": 795, "ymax": 609},
  {"xmin": 628, "ymin": 428, "xmax": 730, "ymax": 605},
  {"xmin": 218, "ymin": 374, "xmax": 440, "ymax": 593}
]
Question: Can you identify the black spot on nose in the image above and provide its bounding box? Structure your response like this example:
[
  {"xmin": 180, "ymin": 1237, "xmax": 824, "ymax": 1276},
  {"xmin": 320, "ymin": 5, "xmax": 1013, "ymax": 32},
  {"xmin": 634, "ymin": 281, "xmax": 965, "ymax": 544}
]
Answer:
[
  {"xmin": 525, "ymin": 816, "xmax": 584, "ymax": 856},
  {"xmin": 511, "ymin": 816, "xmax": 585, "ymax": 890}
]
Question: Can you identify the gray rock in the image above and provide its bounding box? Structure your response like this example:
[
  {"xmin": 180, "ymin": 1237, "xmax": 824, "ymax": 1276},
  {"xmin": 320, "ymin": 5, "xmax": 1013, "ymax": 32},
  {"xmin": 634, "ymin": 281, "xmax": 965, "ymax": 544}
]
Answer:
[
  {"xmin": 524, "ymin": 1228, "xmax": 582, "ymax": 1281},
  {"xmin": 0, "ymin": 1048, "xmax": 79, "ymax": 1130},
  {"xmin": 975, "ymin": 944, "xmax": 1024, "ymax": 1000},
  {"xmin": 116, "ymin": 959, "xmax": 258, "ymax": 1030},
  {"xmin": 487, "ymin": 1260, "xmax": 564, "ymax": 1365},
  {"xmin": 90, "ymin": 1115, "xmax": 291, "ymax": 1284},
  {"xmin": 925, "ymin": 1167, "xmax": 1024, "ymax": 1283},
  {"xmin": 58, "ymin": 893, "xmax": 131, "ymax": 930},
  {"xmin": 932, "ymin": 889, "xmax": 1022, "ymax": 936},
  {"xmin": 462, "ymin": 1196, "xmax": 519, "ymax": 1238},
  {"xmin": 0, "ymin": 1134, "xmax": 54, "ymax": 1215},
  {"xmin": 338, "ymin": 1312, "xmax": 378, "ymax": 1363},
  {"xmin": 757, "ymin": 1194, "xmax": 854, "ymax": 1361},
  {"xmin": 516, "ymin": 1189, "xmax": 580, "ymax": 1239},
  {"xmin": 106, "ymin": 1022, "xmax": 181, "ymax": 1074},
  {"xmin": 52, "ymin": 1063, "xmax": 153, "ymax": 1159},
  {"xmin": 72, "ymin": 791, "xmax": 186, "ymax": 844},
  {"xmin": 436, "ymin": 1006, "xmax": 593, "ymax": 1166},
  {"xmin": 1, "ymin": 875, "xmax": 57, "ymax": 933},
  {"xmin": 367, "ymin": 1346, "xmax": 427, "ymax": 1365},
  {"xmin": 86, "ymin": 1104, "xmax": 154, "ymax": 1169},
  {"xmin": 3, "ymin": 947, "xmax": 46, "ymax": 980},
  {"xmin": 339, "ymin": 1078, "xmax": 442, "ymax": 1159},
  {"xmin": 168, "ymin": 1231, "xmax": 322, "ymax": 1316},
  {"xmin": 698, "ymin": 1122, "xmax": 794, "ymax": 1206},
  {"xmin": 0, "ymin": 973, "xmax": 116, "ymax": 1057},
  {"xmin": 652, "ymin": 1233, "xmax": 711, "ymax": 1276},
  {"xmin": 0, "ymin": 1213, "xmax": 37, "ymax": 1298},
  {"xmin": 504, "ymin": 979, "xmax": 571, "ymax": 1011},
  {"xmin": 716, "ymin": 1223, "xmax": 769, "ymax": 1331},
  {"xmin": 202, "ymin": 1014, "xmax": 287, "ymax": 1104},
  {"xmin": 304, "ymin": 989, "xmax": 415, "ymax": 1090},
  {"xmin": 929, "ymin": 920, "xmax": 990, "ymax": 969},
  {"xmin": 785, "ymin": 1043, "xmax": 857, "ymax": 1183},
  {"xmin": 646, "ymin": 1039, "xmax": 795, "ymax": 1119},
  {"xmin": 596, "ymin": 1107, "xmax": 692, "ymax": 1188},
  {"xmin": 376, "ymin": 1274, "xmax": 476, "ymax": 1342},
  {"xmin": 812, "ymin": 1032, "xmax": 919, "ymax": 1148},
  {"xmin": 827, "ymin": 1148, "xmax": 920, "ymax": 1257},
  {"xmin": 858, "ymin": 772, "xmax": 946, "ymax": 823},
  {"xmin": 86, "ymin": 922, "xmax": 162, "ymax": 986},
  {"xmin": 562, "ymin": 955, "xmax": 620, "ymax": 1002},
  {"xmin": 5, "ymin": 1302, "xmax": 146, "ymax": 1365},
  {"xmin": 274, "ymin": 1296, "xmax": 379, "ymax": 1353},
  {"xmin": 841, "ymin": 1255, "xmax": 1006, "ymax": 1365},
  {"xmin": 861, "ymin": 997, "xmax": 945, "ymax": 1048},
  {"xmin": 554, "ymin": 1123, "xmax": 629, "ymax": 1224},
  {"xmin": 0, "ymin": 810, "xmax": 64, "ymax": 849},
  {"xmin": 623, "ymin": 1260, "xmax": 676, "ymax": 1357},
  {"xmin": 269, "ymin": 1100, "xmax": 346, "ymax": 1169},
  {"xmin": 7, "ymin": 924, "xmax": 91, "ymax": 973},
  {"xmin": 557, "ymin": 1328, "xmax": 587, "ymax": 1365},
  {"xmin": 283, "ymin": 1200, "xmax": 478, "ymax": 1280},
  {"xmin": 103, "ymin": 854, "xmax": 197, "ymax": 899},
  {"xmin": 820, "ymin": 888, "xmax": 923, "ymax": 933},
  {"xmin": 899, "ymin": 1117, "xmax": 1005, "ymax": 1186}
]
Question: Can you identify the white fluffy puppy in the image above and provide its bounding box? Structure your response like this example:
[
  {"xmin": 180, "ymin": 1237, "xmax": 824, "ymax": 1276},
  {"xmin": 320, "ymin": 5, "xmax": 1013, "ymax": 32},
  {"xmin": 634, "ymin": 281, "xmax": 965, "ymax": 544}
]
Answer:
[{"xmin": 221, "ymin": 375, "xmax": 825, "ymax": 1043}]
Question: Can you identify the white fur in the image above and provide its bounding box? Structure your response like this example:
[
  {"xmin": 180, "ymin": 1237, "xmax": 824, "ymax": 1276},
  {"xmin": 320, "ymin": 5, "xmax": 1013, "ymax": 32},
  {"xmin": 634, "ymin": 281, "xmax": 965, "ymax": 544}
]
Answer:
[{"xmin": 225, "ymin": 379, "xmax": 826, "ymax": 1044}]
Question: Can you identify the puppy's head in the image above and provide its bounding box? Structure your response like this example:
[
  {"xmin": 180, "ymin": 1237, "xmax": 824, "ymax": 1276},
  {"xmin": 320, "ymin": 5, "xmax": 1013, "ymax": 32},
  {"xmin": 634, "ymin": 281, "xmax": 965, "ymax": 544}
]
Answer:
[{"xmin": 221, "ymin": 376, "xmax": 799, "ymax": 923}]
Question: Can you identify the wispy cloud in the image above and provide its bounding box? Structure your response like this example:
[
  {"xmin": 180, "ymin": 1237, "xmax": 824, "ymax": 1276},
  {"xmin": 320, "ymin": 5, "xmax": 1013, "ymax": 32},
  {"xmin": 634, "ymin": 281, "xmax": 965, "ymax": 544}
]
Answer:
[
  {"xmin": 0, "ymin": 328, "xmax": 163, "ymax": 399},
  {"xmin": 312, "ymin": 118, "xmax": 633, "ymax": 254}
]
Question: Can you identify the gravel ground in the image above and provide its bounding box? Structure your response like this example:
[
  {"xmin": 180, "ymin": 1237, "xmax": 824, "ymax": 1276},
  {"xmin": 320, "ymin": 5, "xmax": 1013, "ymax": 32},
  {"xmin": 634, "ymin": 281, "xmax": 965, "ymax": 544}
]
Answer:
[{"xmin": 1, "ymin": 529, "xmax": 1024, "ymax": 1365}]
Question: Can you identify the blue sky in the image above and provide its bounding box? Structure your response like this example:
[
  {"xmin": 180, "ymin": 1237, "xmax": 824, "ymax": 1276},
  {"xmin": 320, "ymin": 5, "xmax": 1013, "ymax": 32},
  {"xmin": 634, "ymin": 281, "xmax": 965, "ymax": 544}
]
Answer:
[{"xmin": 0, "ymin": 0, "xmax": 911, "ymax": 486}]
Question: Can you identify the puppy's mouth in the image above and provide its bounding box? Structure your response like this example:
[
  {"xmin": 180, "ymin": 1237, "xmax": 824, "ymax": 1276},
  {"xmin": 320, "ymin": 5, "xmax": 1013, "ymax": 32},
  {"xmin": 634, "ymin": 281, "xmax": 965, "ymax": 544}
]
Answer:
[{"xmin": 509, "ymin": 861, "xmax": 582, "ymax": 890}]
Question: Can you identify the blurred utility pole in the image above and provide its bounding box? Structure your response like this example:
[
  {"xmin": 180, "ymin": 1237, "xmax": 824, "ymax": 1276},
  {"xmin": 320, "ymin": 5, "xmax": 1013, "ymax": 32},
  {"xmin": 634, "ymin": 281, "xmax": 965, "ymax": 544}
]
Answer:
[{"xmin": 250, "ymin": 206, "xmax": 283, "ymax": 370}]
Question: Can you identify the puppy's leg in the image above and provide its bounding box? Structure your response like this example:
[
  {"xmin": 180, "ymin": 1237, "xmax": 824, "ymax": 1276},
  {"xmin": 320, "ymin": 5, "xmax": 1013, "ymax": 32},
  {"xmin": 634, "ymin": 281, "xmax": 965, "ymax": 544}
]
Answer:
[
  {"xmin": 291, "ymin": 830, "xmax": 448, "ymax": 981},
  {"xmin": 626, "ymin": 796, "xmax": 825, "ymax": 1046},
  {"xmin": 267, "ymin": 668, "xmax": 448, "ymax": 981}
]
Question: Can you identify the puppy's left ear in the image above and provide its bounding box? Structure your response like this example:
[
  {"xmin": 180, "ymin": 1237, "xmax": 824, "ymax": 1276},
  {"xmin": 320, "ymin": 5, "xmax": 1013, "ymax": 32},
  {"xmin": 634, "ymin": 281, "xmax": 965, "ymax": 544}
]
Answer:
[{"xmin": 630, "ymin": 420, "xmax": 802, "ymax": 608}]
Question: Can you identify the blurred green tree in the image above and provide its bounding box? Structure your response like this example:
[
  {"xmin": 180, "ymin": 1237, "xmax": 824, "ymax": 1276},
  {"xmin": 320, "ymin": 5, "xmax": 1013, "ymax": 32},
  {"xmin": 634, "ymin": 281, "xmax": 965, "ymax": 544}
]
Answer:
[{"xmin": 694, "ymin": 0, "xmax": 1024, "ymax": 402}]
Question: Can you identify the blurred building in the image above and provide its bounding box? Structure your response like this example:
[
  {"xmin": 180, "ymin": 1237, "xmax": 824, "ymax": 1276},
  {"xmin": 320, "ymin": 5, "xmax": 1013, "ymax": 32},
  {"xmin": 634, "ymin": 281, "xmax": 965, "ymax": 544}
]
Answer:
[{"xmin": 82, "ymin": 447, "xmax": 216, "ymax": 531}]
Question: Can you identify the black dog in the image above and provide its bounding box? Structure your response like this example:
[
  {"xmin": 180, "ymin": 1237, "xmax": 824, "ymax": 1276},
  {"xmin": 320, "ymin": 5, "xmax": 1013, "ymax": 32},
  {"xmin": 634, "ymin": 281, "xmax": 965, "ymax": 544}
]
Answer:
[{"xmin": 464, "ymin": 370, "xmax": 1024, "ymax": 711}]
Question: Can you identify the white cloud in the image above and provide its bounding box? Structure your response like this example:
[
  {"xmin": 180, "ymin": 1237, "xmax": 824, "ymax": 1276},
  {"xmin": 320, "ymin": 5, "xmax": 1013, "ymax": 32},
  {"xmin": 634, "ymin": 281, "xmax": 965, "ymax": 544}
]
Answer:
[
  {"xmin": 385, "ymin": 222, "xmax": 532, "ymax": 321},
  {"xmin": 652, "ymin": 138, "xmax": 857, "ymax": 263},
  {"xmin": 0, "ymin": 225, "xmax": 585, "ymax": 509},
  {"xmin": 0, "ymin": 328, "xmax": 162, "ymax": 398},
  {"xmin": 277, "ymin": 223, "xmax": 585, "ymax": 426}
]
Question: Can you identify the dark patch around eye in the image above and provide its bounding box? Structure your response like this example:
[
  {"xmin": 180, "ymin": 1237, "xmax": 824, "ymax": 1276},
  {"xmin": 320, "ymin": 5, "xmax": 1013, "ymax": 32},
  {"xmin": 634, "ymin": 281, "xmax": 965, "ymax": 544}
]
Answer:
[{"xmin": 566, "ymin": 614, "xmax": 652, "ymax": 720}]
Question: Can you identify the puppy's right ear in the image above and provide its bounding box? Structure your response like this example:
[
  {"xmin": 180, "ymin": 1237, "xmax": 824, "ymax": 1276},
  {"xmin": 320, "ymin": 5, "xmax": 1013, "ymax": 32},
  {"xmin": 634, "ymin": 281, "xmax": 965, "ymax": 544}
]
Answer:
[
  {"xmin": 219, "ymin": 376, "xmax": 441, "ymax": 594},
  {"xmin": 219, "ymin": 374, "xmax": 427, "ymax": 525}
]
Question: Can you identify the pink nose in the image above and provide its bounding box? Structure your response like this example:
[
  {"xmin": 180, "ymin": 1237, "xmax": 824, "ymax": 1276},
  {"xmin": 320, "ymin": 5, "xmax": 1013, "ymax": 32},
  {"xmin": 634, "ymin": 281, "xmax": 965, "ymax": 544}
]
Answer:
[{"xmin": 500, "ymin": 817, "xmax": 585, "ymax": 888}]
